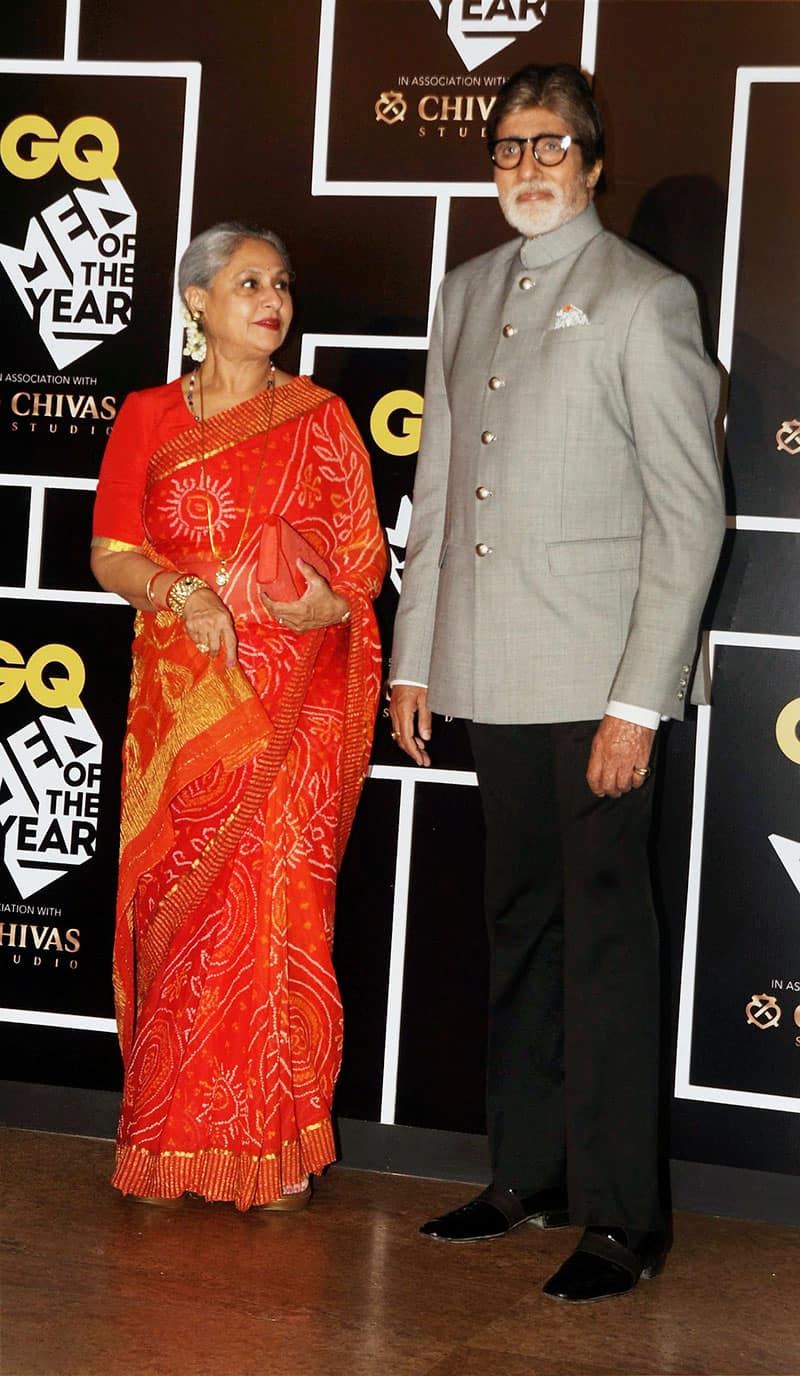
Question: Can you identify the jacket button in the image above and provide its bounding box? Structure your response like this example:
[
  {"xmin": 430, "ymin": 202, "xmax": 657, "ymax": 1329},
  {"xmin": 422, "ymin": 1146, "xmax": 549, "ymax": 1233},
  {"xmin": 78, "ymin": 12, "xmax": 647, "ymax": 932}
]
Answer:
[
  {"xmin": 502, "ymin": 323, "xmax": 517, "ymax": 337},
  {"xmin": 488, "ymin": 376, "xmax": 505, "ymax": 390},
  {"xmin": 677, "ymin": 690, "xmax": 685, "ymax": 700},
  {"xmin": 679, "ymin": 678, "xmax": 688, "ymax": 688},
  {"xmin": 476, "ymin": 486, "xmax": 492, "ymax": 500},
  {"xmin": 682, "ymin": 664, "xmax": 690, "ymax": 674},
  {"xmin": 481, "ymin": 430, "xmax": 496, "ymax": 445},
  {"xmin": 475, "ymin": 542, "xmax": 492, "ymax": 557},
  {"xmin": 519, "ymin": 276, "xmax": 534, "ymax": 290}
]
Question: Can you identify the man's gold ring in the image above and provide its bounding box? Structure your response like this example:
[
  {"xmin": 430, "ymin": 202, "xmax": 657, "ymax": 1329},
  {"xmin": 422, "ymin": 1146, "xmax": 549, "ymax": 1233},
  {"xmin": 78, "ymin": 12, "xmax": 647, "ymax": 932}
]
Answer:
[
  {"xmin": 391, "ymin": 731, "xmax": 399, "ymax": 741},
  {"xmin": 196, "ymin": 641, "xmax": 210, "ymax": 654},
  {"xmin": 633, "ymin": 766, "xmax": 650, "ymax": 778}
]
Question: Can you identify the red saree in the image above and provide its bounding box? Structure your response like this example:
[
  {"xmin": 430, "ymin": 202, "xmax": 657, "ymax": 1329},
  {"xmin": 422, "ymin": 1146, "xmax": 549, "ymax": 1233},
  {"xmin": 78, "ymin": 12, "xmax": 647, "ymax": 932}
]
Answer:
[{"xmin": 93, "ymin": 376, "xmax": 386, "ymax": 1208}]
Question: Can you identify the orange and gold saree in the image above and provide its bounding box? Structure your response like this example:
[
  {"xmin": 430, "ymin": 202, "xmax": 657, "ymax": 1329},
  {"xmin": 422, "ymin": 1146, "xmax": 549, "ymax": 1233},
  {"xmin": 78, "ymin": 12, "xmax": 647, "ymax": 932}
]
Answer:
[{"xmin": 93, "ymin": 376, "xmax": 386, "ymax": 1207}]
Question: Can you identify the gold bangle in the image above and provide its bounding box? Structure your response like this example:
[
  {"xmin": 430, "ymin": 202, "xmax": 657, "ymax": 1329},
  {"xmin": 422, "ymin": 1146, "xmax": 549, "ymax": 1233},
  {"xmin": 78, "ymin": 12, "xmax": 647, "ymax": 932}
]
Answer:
[
  {"xmin": 145, "ymin": 571, "xmax": 163, "ymax": 608},
  {"xmin": 166, "ymin": 573, "xmax": 209, "ymax": 616},
  {"xmin": 340, "ymin": 606, "xmax": 351, "ymax": 624}
]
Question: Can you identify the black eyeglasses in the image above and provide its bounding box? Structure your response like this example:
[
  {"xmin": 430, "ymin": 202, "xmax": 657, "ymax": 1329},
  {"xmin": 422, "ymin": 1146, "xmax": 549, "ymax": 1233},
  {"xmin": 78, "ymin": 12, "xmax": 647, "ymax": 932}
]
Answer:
[{"xmin": 488, "ymin": 133, "xmax": 580, "ymax": 170}]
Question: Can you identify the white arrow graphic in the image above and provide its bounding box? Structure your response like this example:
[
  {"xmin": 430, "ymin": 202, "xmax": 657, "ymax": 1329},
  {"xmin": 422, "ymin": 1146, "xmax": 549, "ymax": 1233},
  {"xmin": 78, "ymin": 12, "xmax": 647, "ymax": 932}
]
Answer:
[{"xmin": 769, "ymin": 834, "xmax": 800, "ymax": 897}]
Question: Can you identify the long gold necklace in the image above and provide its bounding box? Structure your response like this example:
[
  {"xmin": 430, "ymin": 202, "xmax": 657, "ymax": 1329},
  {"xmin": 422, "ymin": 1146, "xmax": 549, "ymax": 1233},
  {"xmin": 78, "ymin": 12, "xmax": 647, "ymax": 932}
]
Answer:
[{"xmin": 188, "ymin": 363, "xmax": 277, "ymax": 588}]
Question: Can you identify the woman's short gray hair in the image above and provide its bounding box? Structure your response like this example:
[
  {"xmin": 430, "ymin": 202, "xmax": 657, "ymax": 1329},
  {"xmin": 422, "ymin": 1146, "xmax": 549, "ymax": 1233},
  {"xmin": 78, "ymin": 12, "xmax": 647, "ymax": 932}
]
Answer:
[{"xmin": 177, "ymin": 222, "xmax": 292, "ymax": 301}]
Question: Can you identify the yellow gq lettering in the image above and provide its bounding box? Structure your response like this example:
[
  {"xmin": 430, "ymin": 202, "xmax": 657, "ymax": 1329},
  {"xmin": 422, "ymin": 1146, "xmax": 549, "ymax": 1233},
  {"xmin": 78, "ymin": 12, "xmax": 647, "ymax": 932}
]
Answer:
[
  {"xmin": 0, "ymin": 643, "xmax": 85, "ymax": 708},
  {"xmin": 370, "ymin": 390, "xmax": 424, "ymax": 457},
  {"xmin": 776, "ymin": 698, "xmax": 800, "ymax": 765},
  {"xmin": 0, "ymin": 641, "xmax": 25, "ymax": 703},
  {"xmin": 0, "ymin": 115, "xmax": 119, "ymax": 181}
]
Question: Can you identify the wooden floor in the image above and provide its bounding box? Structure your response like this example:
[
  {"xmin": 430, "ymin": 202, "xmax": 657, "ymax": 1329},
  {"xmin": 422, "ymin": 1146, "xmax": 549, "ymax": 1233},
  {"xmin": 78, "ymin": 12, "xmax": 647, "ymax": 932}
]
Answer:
[{"xmin": 2, "ymin": 1128, "xmax": 800, "ymax": 1376}]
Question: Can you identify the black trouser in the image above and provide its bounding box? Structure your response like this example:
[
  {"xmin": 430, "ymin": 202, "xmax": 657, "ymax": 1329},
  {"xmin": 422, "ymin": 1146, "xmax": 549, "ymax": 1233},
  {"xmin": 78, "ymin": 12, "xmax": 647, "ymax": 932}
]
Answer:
[{"xmin": 467, "ymin": 719, "xmax": 663, "ymax": 1232}]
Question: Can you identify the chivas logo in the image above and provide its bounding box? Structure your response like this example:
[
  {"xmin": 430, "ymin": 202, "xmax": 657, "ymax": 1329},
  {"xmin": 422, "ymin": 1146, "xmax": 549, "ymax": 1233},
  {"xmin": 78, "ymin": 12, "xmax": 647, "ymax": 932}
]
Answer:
[
  {"xmin": 776, "ymin": 419, "xmax": 800, "ymax": 455},
  {"xmin": 375, "ymin": 91, "xmax": 408, "ymax": 125},
  {"xmin": 428, "ymin": 0, "xmax": 548, "ymax": 73},
  {"xmin": 745, "ymin": 992, "xmax": 781, "ymax": 1030}
]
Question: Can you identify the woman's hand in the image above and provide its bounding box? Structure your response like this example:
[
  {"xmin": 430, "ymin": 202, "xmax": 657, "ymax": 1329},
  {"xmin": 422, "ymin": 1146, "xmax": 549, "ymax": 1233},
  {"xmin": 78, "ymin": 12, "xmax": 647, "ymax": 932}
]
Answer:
[
  {"xmin": 261, "ymin": 559, "xmax": 349, "ymax": 634},
  {"xmin": 183, "ymin": 586, "xmax": 238, "ymax": 666},
  {"xmin": 89, "ymin": 547, "xmax": 238, "ymax": 663}
]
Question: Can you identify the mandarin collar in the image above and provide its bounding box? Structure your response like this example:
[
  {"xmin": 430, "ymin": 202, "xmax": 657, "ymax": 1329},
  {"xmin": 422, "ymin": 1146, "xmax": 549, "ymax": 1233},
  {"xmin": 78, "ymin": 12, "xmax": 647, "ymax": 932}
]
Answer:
[{"xmin": 519, "ymin": 203, "xmax": 602, "ymax": 269}]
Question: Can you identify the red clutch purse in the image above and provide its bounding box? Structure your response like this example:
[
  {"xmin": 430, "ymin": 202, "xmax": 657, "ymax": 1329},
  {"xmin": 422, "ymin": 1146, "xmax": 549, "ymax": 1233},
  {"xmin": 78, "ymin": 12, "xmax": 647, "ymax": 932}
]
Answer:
[{"xmin": 256, "ymin": 515, "xmax": 332, "ymax": 601}]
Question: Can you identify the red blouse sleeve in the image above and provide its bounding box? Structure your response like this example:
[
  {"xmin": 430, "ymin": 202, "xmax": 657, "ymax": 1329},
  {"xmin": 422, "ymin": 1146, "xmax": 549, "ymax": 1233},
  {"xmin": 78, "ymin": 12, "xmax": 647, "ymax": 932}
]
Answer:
[{"xmin": 92, "ymin": 391, "xmax": 154, "ymax": 549}]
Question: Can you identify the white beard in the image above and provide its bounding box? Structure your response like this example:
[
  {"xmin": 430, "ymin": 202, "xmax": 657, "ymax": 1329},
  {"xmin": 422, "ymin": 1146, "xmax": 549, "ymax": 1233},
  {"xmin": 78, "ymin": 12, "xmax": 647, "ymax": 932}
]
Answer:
[{"xmin": 498, "ymin": 179, "xmax": 588, "ymax": 238}]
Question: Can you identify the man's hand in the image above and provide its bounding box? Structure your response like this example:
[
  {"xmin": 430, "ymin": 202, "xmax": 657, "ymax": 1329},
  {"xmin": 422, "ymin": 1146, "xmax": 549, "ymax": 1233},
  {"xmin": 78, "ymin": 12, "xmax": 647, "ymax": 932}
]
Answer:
[
  {"xmin": 586, "ymin": 716, "xmax": 656, "ymax": 798},
  {"xmin": 389, "ymin": 684, "xmax": 432, "ymax": 767}
]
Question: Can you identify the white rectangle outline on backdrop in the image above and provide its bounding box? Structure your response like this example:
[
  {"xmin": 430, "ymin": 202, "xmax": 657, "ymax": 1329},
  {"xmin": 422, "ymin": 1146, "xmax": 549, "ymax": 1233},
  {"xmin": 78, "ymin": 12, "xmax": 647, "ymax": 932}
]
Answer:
[
  {"xmin": 311, "ymin": 0, "xmax": 599, "ymax": 197},
  {"xmin": 307, "ymin": 0, "xmax": 597, "ymax": 1119},
  {"xmin": 674, "ymin": 70, "xmax": 800, "ymax": 1112},
  {"xmin": 0, "ymin": 58, "xmax": 201, "ymax": 612},
  {"xmin": 0, "ymin": 56, "xmax": 201, "ymax": 1031},
  {"xmin": 717, "ymin": 66, "xmax": 800, "ymax": 533},
  {"xmin": 0, "ymin": 58, "xmax": 201, "ymax": 385},
  {"xmin": 675, "ymin": 631, "xmax": 800, "ymax": 1114}
]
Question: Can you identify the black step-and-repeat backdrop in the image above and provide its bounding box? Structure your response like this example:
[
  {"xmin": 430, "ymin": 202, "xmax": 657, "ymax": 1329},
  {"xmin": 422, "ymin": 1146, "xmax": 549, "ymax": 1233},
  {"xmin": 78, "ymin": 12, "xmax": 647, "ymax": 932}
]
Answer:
[
  {"xmin": 0, "ymin": 54, "xmax": 199, "ymax": 1073},
  {"xmin": 4, "ymin": 1, "xmax": 800, "ymax": 1185}
]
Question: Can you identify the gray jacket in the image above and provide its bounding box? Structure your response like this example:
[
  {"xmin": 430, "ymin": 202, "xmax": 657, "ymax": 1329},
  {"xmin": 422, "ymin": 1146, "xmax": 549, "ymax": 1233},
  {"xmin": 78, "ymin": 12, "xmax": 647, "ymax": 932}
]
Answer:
[{"xmin": 390, "ymin": 204, "xmax": 725, "ymax": 724}]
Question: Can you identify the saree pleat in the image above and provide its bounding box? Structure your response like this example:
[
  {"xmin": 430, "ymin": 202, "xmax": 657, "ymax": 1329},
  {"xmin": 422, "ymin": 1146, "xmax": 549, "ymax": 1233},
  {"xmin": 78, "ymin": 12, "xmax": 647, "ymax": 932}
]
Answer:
[{"xmin": 96, "ymin": 377, "xmax": 385, "ymax": 1208}]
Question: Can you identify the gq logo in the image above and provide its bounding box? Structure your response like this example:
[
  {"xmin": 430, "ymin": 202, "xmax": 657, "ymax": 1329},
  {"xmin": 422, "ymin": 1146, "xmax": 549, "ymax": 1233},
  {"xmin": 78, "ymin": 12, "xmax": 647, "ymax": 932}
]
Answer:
[
  {"xmin": 370, "ymin": 389, "xmax": 423, "ymax": 457},
  {"xmin": 768, "ymin": 701, "xmax": 800, "ymax": 903},
  {"xmin": 0, "ymin": 641, "xmax": 85, "ymax": 707},
  {"xmin": 428, "ymin": 0, "xmax": 548, "ymax": 73},
  {"xmin": 0, "ymin": 112, "xmax": 136, "ymax": 369},
  {"xmin": 0, "ymin": 643, "xmax": 102, "ymax": 900},
  {"xmin": 370, "ymin": 390, "xmax": 424, "ymax": 595},
  {"xmin": 775, "ymin": 698, "xmax": 800, "ymax": 765},
  {"xmin": 0, "ymin": 115, "xmax": 119, "ymax": 180}
]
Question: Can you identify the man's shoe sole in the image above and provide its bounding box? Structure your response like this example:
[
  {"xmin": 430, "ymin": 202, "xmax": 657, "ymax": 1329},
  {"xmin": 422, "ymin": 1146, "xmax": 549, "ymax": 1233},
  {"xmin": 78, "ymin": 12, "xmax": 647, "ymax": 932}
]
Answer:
[
  {"xmin": 423, "ymin": 1206, "xmax": 571, "ymax": 1242},
  {"xmin": 529, "ymin": 1207, "xmax": 571, "ymax": 1230}
]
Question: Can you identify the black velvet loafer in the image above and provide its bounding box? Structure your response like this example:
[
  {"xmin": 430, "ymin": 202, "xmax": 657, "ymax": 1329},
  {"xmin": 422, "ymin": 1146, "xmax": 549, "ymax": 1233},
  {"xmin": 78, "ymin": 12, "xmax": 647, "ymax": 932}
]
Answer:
[
  {"xmin": 542, "ymin": 1227, "xmax": 668, "ymax": 1303},
  {"xmin": 420, "ymin": 1183, "xmax": 570, "ymax": 1241}
]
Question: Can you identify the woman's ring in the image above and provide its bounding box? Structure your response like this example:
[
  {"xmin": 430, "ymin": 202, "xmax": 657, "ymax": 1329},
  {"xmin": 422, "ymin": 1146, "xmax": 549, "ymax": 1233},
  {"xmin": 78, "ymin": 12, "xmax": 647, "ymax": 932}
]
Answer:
[
  {"xmin": 196, "ymin": 641, "xmax": 210, "ymax": 654},
  {"xmin": 278, "ymin": 616, "xmax": 285, "ymax": 626},
  {"xmin": 633, "ymin": 765, "xmax": 650, "ymax": 778}
]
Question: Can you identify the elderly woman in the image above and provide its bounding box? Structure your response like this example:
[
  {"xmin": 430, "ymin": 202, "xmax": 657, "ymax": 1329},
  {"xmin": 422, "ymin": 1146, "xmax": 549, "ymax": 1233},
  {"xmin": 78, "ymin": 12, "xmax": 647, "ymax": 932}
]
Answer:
[{"xmin": 91, "ymin": 222, "xmax": 386, "ymax": 1211}]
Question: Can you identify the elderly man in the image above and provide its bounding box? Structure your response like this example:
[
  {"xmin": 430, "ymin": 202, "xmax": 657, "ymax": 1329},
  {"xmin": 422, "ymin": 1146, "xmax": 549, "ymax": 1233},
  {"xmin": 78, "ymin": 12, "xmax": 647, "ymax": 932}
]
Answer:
[{"xmin": 389, "ymin": 63, "xmax": 724, "ymax": 1303}]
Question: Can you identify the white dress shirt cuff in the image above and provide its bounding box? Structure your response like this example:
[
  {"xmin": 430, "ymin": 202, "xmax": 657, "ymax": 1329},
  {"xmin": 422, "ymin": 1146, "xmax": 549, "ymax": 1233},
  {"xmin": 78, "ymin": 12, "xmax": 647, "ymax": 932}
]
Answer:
[
  {"xmin": 605, "ymin": 700, "xmax": 664, "ymax": 730},
  {"xmin": 388, "ymin": 692, "xmax": 662, "ymax": 727},
  {"xmin": 390, "ymin": 679, "xmax": 428, "ymax": 689}
]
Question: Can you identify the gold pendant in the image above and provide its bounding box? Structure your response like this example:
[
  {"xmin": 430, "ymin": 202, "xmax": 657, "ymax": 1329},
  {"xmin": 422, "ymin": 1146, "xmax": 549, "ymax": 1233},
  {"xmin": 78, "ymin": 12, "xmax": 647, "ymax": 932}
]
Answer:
[{"xmin": 215, "ymin": 564, "xmax": 229, "ymax": 587}]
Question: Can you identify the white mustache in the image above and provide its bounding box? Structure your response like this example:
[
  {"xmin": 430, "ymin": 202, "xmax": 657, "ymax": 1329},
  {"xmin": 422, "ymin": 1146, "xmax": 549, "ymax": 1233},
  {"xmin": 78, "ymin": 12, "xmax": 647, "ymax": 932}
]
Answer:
[{"xmin": 509, "ymin": 181, "xmax": 556, "ymax": 202}]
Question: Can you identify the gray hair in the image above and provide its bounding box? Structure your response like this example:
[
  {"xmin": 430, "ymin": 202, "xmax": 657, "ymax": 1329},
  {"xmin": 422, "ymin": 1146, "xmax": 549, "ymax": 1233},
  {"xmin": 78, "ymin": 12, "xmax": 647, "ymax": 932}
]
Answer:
[
  {"xmin": 177, "ymin": 221, "xmax": 292, "ymax": 301},
  {"xmin": 487, "ymin": 64, "xmax": 604, "ymax": 171}
]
